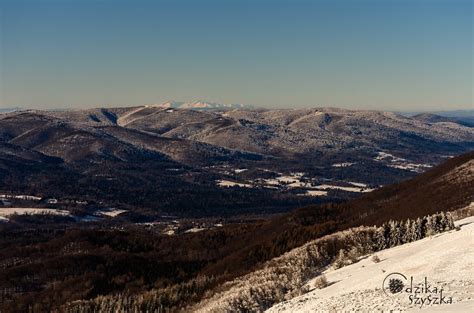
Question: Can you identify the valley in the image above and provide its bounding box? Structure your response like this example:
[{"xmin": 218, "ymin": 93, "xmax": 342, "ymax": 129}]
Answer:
[
  {"xmin": 0, "ymin": 141, "xmax": 472, "ymax": 312},
  {"xmin": 1, "ymin": 105, "xmax": 472, "ymax": 219}
]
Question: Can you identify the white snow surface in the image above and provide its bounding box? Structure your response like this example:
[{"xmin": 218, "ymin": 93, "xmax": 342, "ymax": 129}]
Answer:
[
  {"xmin": 299, "ymin": 190, "xmax": 328, "ymax": 197},
  {"xmin": 97, "ymin": 209, "xmax": 128, "ymax": 217},
  {"xmin": 332, "ymin": 162, "xmax": 355, "ymax": 168},
  {"xmin": 0, "ymin": 208, "xmax": 70, "ymax": 217},
  {"xmin": 217, "ymin": 173, "xmax": 374, "ymax": 195},
  {"xmin": 234, "ymin": 168, "xmax": 248, "ymax": 173},
  {"xmin": 150, "ymin": 100, "xmax": 254, "ymax": 110},
  {"xmin": 348, "ymin": 181, "xmax": 368, "ymax": 188},
  {"xmin": 314, "ymin": 184, "xmax": 374, "ymax": 193},
  {"xmin": 185, "ymin": 227, "xmax": 206, "ymax": 233},
  {"xmin": 267, "ymin": 216, "xmax": 474, "ymax": 313},
  {"xmin": 374, "ymin": 152, "xmax": 432, "ymax": 173},
  {"xmin": 0, "ymin": 194, "xmax": 42, "ymax": 201},
  {"xmin": 217, "ymin": 180, "xmax": 253, "ymax": 188}
]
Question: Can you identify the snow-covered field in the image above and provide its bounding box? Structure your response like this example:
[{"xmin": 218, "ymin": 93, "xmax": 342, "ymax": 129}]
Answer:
[
  {"xmin": 217, "ymin": 180, "xmax": 253, "ymax": 188},
  {"xmin": 97, "ymin": 208, "xmax": 128, "ymax": 217},
  {"xmin": 300, "ymin": 190, "xmax": 328, "ymax": 197},
  {"xmin": 0, "ymin": 207, "xmax": 70, "ymax": 221},
  {"xmin": 313, "ymin": 184, "xmax": 374, "ymax": 193},
  {"xmin": 217, "ymin": 172, "xmax": 374, "ymax": 196},
  {"xmin": 268, "ymin": 216, "xmax": 474, "ymax": 313},
  {"xmin": 375, "ymin": 152, "xmax": 432, "ymax": 173},
  {"xmin": 185, "ymin": 227, "xmax": 206, "ymax": 233},
  {"xmin": 0, "ymin": 194, "xmax": 42, "ymax": 201}
]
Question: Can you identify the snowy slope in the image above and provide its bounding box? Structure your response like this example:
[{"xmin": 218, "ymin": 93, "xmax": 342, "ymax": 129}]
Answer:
[{"xmin": 267, "ymin": 216, "xmax": 474, "ymax": 312}]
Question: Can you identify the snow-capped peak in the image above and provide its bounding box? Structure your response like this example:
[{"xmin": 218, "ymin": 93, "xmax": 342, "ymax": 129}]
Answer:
[{"xmin": 149, "ymin": 100, "xmax": 254, "ymax": 110}]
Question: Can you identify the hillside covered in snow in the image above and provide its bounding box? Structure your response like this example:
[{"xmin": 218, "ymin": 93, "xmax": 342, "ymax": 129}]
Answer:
[{"xmin": 268, "ymin": 215, "xmax": 474, "ymax": 312}]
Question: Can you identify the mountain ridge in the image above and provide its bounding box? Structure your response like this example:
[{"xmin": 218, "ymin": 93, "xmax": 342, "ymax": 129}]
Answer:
[
  {"xmin": 147, "ymin": 100, "xmax": 256, "ymax": 110},
  {"xmin": 1, "ymin": 106, "xmax": 473, "ymax": 217}
]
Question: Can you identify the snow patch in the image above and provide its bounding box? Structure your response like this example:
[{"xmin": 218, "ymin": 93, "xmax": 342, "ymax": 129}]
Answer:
[
  {"xmin": 332, "ymin": 162, "xmax": 355, "ymax": 168},
  {"xmin": 315, "ymin": 184, "xmax": 374, "ymax": 193},
  {"xmin": 0, "ymin": 194, "xmax": 42, "ymax": 201},
  {"xmin": 217, "ymin": 180, "xmax": 253, "ymax": 188},
  {"xmin": 97, "ymin": 209, "xmax": 128, "ymax": 217},
  {"xmin": 299, "ymin": 190, "xmax": 328, "ymax": 197},
  {"xmin": 217, "ymin": 173, "xmax": 374, "ymax": 195},
  {"xmin": 0, "ymin": 208, "xmax": 70, "ymax": 217},
  {"xmin": 234, "ymin": 168, "xmax": 248, "ymax": 173},
  {"xmin": 348, "ymin": 181, "xmax": 368, "ymax": 188},
  {"xmin": 374, "ymin": 152, "xmax": 432, "ymax": 173},
  {"xmin": 185, "ymin": 227, "xmax": 206, "ymax": 233}
]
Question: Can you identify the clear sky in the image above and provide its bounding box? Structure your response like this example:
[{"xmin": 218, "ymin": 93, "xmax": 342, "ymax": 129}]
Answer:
[{"xmin": 0, "ymin": 0, "xmax": 472, "ymax": 110}]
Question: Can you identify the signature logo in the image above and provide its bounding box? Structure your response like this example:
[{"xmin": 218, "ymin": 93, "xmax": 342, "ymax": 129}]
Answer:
[{"xmin": 383, "ymin": 273, "xmax": 453, "ymax": 308}]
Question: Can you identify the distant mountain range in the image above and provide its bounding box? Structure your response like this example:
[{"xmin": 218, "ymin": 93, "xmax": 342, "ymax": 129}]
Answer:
[
  {"xmin": 434, "ymin": 109, "xmax": 474, "ymax": 117},
  {"xmin": 147, "ymin": 100, "xmax": 256, "ymax": 110},
  {"xmin": 400, "ymin": 109, "xmax": 474, "ymax": 127},
  {"xmin": 1, "ymin": 105, "xmax": 473, "ymax": 217},
  {"xmin": 0, "ymin": 107, "xmax": 22, "ymax": 113},
  {"xmin": 4, "ymin": 102, "xmax": 473, "ymax": 115},
  {"xmin": 400, "ymin": 109, "xmax": 473, "ymax": 117}
]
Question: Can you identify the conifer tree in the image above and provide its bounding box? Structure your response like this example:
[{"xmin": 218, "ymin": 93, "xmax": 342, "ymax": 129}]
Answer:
[
  {"xmin": 411, "ymin": 218, "xmax": 421, "ymax": 241},
  {"xmin": 420, "ymin": 216, "xmax": 428, "ymax": 238},
  {"xmin": 389, "ymin": 220, "xmax": 402, "ymax": 246},
  {"xmin": 403, "ymin": 219, "xmax": 413, "ymax": 243},
  {"xmin": 438, "ymin": 212, "xmax": 448, "ymax": 231},
  {"xmin": 426, "ymin": 215, "xmax": 437, "ymax": 236},
  {"xmin": 446, "ymin": 212, "xmax": 455, "ymax": 230},
  {"xmin": 398, "ymin": 220, "xmax": 407, "ymax": 244},
  {"xmin": 433, "ymin": 213, "xmax": 443, "ymax": 233},
  {"xmin": 377, "ymin": 222, "xmax": 391, "ymax": 250}
]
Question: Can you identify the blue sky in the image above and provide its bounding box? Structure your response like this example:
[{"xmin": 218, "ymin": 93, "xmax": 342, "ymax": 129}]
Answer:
[{"xmin": 0, "ymin": 0, "xmax": 472, "ymax": 110}]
